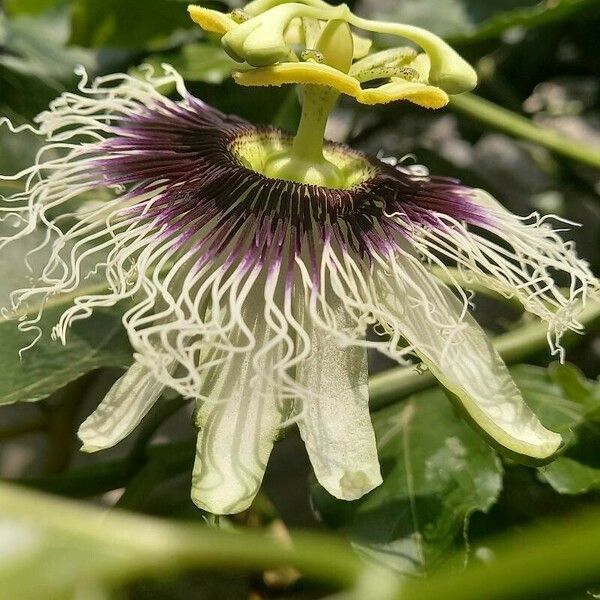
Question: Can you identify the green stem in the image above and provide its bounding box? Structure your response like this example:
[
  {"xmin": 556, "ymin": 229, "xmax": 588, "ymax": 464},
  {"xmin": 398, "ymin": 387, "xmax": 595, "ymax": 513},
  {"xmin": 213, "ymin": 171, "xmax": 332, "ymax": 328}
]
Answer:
[
  {"xmin": 0, "ymin": 482, "xmax": 374, "ymax": 596},
  {"xmin": 4, "ymin": 486, "xmax": 600, "ymax": 600},
  {"xmin": 262, "ymin": 83, "xmax": 345, "ymax": 186},
  {"xmin": 281, "ymin": 83, "xmax": 346, "ymax": 187},
  {"xmin": 369, "ymin": 300, "xmax": 600, "ymax": 410},
  {"xmin": 450, "ymin": 93, "xmax": 600, "ymax": 170}
]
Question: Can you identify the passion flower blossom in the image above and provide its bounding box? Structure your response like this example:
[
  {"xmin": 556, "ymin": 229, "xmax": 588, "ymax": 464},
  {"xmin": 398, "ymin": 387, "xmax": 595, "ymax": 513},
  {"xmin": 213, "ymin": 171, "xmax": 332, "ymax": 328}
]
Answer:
[{"xmin": 1, "ymin": 2, "xmax": 599, "ymax": 515}]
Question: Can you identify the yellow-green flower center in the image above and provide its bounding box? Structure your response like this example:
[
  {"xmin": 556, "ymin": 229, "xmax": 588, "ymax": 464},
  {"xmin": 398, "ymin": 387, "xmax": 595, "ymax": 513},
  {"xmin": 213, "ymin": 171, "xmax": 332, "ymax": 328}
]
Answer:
[{"xmin": 230, "ymin": 130, "xmax": 378, "ymax": 189}]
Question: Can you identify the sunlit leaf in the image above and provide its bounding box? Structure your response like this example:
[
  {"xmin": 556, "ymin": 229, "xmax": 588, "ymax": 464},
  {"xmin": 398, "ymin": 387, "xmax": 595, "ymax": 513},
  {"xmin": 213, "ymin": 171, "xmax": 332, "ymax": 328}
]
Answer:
[
  {"xmin": 313, "ymin": 364, "xmax": 600, "ymax": 574},
  {"xmin": 512, "ymin": 364, "xmax": 590, "ymax": 444},
  {"xmin": 312, "ymin": 387, "xmax": 503, "ymax": 575},
  {"xmin": 0, "ymin": 11, "xmax": 96, "ymax": 118},
  {"xmin": 513, "ymin": 364, "xmax": 600, "ymax": 496},
  {"xmin": 539, "ymin": 457, "xmax": 600, "ymax": 495},
  {"xmin": 4, "ymin": 0, "xmax": 68, "ymax": 17}
]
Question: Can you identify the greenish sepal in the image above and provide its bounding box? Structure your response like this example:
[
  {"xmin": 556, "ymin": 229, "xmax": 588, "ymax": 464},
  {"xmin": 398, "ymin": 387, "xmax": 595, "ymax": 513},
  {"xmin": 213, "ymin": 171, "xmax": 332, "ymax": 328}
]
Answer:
[{"xmin": 442, "ymin": 387, "xmax": 564, "ymax": 466}]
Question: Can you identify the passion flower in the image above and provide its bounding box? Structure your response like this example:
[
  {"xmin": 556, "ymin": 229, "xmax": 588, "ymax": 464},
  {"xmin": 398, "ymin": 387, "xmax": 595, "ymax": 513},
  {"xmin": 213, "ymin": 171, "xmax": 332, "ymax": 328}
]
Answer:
[{"xmin": 1, "ymin": 0, "xmax": 598, "ymax": 514}]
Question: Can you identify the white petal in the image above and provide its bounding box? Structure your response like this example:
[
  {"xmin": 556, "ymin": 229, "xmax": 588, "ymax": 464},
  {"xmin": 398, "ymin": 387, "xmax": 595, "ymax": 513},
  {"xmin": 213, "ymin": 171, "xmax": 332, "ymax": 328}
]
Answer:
[
  {"xmin": 191, "ymin": 318, "xmax": 288, "ymax": 515},
  {"xmin": 78, "ymin": 362, "xmax": 166, "ymax": 452},
  {"xmin": 374, "ymin": 255, "xmax": 562, "ymax": 461},
  {"xmin": 295, "ymin": 305, "xmax": 382, "ymax": 500}
]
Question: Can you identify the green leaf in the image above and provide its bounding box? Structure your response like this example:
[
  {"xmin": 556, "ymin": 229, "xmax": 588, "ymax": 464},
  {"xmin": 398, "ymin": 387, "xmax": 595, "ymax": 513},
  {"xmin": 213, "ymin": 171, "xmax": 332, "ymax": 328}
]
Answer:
[
  {"xmin": 138, "ymin": 42, "xmax": 238, "ymax": 84},
  {"xmin": 70, "ymin": 0, "xmax": 194, "ymax": 49},
  {"xmin": 312, "ymin": 388, "xmax": 503, "ymax": 575},
  {"xmin": 539, "ymin": 457, "xmax": 600, "ymax": 495},
  {"xmin": 0, "ymin": 11, "xmax": 96, "ymax": 118},
  {"xmin": 504, "ymin": 365, "xmax": 600, "ymax": 496},
  {"xmin": 0, "ymin": 227, "xmax": 131, "ymax": 405},
  {"xmin": 312, "ymin": 364, "xmax": 600, "ymax": 574},
  {"xmin": 4, "ymin": 0, "xmax": 68, "ymax": 16},
  {"xmin": 449, "ymin": 0, "xmax": 600, "ymax": 44},
  {"xmin": 510, "ymin": 364, "xmax": 589, "ymax": 439},
  {"xmin": 548, "ymin": 362, "xmax": 600, "ymax": 410},
  {"xmin": 0, "ymin": 114, "xmax": 44, "ymax": 175},
  {"xmin": 0, "ymin": 305, "xmax": 132, "ymax": 406},
  {"xmin": 0, "ymin": 13, "xmax": 95, "ymax": 83}
]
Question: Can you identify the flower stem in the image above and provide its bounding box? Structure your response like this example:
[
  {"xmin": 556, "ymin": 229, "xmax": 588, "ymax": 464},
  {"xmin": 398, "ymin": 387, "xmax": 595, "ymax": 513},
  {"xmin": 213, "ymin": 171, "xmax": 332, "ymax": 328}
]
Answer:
[
  {"xmin": 5, "ymin": 480, "xmax": 600, "ymax": 600},
  {"xmin": 450, "ymin": 93, "xmax": 600, "ymax": 170}
]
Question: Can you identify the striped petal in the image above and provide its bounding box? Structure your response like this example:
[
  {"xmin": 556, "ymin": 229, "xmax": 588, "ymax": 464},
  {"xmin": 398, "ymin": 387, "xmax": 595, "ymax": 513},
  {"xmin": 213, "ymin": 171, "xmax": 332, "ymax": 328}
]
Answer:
[
  {"xmin": 191, "ymin": 315, "xmax": 289, "ymax": 514},
  {"xmin": 78, "ymin": 362, "xmax": 166, "ymax": 452},
  {"xmin": 374, "ymin": 255, "xmax": 562, "ymax": 462},
  {"xmin": 295, "ymin": 307, "xmax": 382, "ymax": 500}
]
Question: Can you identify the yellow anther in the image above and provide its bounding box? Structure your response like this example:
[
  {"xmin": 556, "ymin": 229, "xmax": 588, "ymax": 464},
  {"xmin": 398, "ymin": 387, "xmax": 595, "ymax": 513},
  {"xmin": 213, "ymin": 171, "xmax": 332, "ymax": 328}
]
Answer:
[
  {"xmin": 350, "ymin": 47, "xmax": 418, "ymax": 77},
  {"xmin": 233, "ymin": 62, "xmax": 448, "ymax": 108}
]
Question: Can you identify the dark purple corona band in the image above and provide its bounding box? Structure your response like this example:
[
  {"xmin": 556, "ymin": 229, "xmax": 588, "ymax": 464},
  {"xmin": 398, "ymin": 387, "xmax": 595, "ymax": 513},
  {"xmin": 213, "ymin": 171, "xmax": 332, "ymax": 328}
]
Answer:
[{"xmin": 97, "ymin": 93, "xmax": 489, "ymax": 281}]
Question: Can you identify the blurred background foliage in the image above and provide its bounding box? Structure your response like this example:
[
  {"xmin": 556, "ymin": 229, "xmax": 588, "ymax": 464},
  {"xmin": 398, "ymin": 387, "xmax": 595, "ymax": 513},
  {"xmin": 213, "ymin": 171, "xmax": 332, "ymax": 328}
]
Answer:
[{"xmin": 0, "ymin": 0, "xmax": 599, "ymax": 598}]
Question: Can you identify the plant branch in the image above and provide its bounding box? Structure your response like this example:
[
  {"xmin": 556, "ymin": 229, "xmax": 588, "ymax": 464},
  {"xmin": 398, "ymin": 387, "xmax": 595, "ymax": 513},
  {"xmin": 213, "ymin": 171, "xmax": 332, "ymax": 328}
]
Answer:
[
  {"xmin": 449, "ymin": 93, "xmax": 600, "ymax": 170},
  {"xmin": 0, "ymin": 482, "xmax": 383, "ymax": 598},
  {"xmin": 3, "ymin": 482, "xmax": 600, "ymax": 600}
]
